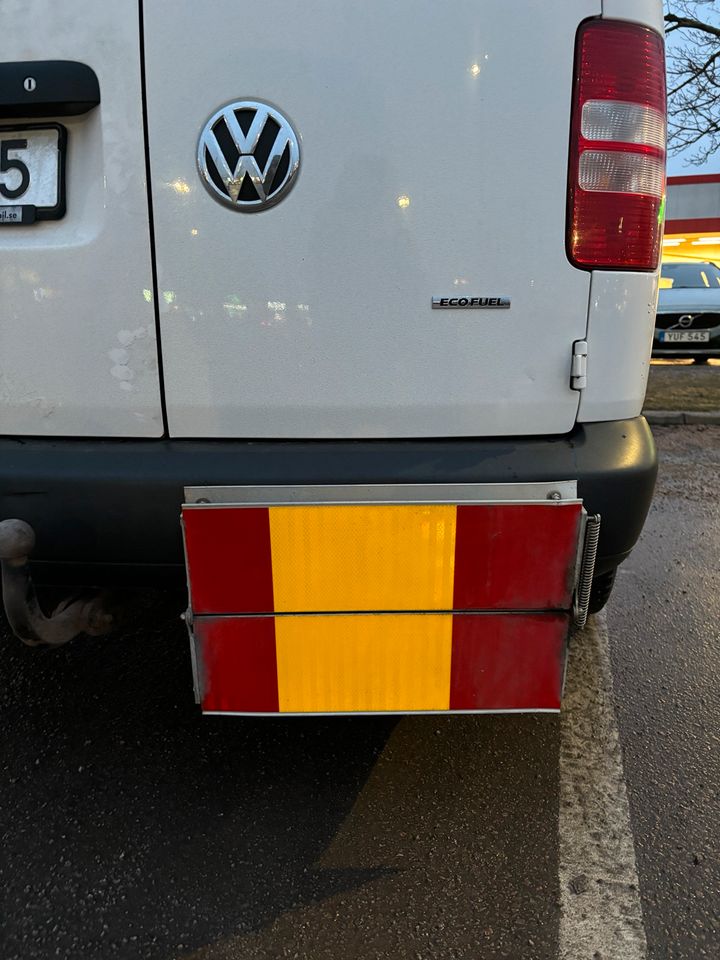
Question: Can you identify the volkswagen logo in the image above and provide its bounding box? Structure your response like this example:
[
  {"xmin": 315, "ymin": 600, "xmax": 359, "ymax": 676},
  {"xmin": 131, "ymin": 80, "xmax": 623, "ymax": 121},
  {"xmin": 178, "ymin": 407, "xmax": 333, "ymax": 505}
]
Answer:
[{"xmin": 197, "ymin": 100, "xmax": 300, "ymax": 212}]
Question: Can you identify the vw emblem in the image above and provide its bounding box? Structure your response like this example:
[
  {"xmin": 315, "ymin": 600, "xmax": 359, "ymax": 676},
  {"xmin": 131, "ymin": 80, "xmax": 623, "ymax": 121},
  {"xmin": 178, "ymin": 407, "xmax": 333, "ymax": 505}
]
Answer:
[{"xmin": 197, "ymin": 100, "xmax": 300, "ymax": 212}]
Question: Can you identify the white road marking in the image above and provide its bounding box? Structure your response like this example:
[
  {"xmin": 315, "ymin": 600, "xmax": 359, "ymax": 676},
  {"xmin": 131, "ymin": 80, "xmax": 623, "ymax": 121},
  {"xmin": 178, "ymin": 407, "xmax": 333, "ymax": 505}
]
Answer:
[{"xmin": 559, "ymin": 613, "xmax": 647, "ymax": 960}]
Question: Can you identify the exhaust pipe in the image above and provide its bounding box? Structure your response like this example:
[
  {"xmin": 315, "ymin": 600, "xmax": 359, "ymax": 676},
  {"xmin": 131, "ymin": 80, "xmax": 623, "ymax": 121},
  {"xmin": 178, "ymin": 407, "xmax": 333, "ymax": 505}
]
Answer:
[{"xmin": 0, "ymin": 519, "xmax": 113, "ymax": 646}]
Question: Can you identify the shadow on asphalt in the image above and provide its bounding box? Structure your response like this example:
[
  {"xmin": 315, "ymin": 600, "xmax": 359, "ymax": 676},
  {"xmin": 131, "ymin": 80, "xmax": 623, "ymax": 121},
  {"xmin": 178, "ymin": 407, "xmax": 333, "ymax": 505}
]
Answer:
[{"xmin": 0, "ymin": 593, "xmax": 560, "ymax": 960}]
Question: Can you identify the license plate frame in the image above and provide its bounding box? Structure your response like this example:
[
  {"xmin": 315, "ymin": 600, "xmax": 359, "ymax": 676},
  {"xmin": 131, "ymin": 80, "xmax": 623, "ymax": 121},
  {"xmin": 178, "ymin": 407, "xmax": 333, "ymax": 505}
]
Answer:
[
  {"xmin": 659, "ymin": 329, "xmax": 711, "ymax": 343},
  {"xmin": 0, "ymin": 123, "xmax": 66, "ymax": 225}
]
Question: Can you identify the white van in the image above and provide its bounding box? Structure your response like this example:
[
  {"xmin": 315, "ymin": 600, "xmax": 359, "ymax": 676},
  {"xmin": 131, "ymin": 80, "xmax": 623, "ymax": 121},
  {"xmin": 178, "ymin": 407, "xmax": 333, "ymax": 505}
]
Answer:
[{"xmin": 0, "ymin": 1, "xmax": 665, "ymax": 715}]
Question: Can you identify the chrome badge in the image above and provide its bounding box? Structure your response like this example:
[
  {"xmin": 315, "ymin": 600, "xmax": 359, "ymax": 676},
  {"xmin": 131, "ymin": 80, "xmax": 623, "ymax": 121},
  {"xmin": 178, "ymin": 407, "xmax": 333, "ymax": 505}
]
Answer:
[
  {"xmin": 431, "ymin": 296, "xmax": 510, "ymax": 309},
  {"xmin": 672, "ymin": 314, "xmax": 696, "ymax": 328},
  {"xmin": 197, "ymin": 100, "xmax": 300, "ymax": 212}
]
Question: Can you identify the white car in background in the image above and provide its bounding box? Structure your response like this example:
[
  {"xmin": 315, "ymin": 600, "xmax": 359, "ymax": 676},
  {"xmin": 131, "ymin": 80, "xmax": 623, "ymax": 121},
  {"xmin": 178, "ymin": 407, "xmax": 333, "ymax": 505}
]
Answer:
[{"xmin": 654, "ymin": 261, "xmax": 720, "ymax": 363}]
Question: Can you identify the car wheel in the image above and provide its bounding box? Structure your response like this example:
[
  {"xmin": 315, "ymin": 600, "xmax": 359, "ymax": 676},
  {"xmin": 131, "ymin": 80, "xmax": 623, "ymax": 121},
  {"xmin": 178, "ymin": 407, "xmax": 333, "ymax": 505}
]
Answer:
[
  {"xmin": 693, "ymin": 357, "xmax": 709, "ymax": 365},
  {"xmin": 588, "ymin": 569, "xmax": 616, "ymax": 615}
]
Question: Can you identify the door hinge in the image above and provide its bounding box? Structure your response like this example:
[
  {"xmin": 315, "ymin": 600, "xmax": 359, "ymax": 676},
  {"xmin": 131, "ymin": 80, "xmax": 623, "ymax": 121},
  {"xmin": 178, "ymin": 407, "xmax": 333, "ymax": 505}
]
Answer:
[{"xmin": 570, "ymin": 340, "xmax": 588, "ymax": 391}]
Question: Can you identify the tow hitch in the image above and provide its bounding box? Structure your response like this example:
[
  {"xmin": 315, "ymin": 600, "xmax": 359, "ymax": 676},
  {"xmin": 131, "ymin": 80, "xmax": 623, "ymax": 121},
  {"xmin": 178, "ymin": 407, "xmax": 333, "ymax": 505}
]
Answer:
[{"xmin": 0, "ymin": 519, "xmax": 113, "ymax": 646}]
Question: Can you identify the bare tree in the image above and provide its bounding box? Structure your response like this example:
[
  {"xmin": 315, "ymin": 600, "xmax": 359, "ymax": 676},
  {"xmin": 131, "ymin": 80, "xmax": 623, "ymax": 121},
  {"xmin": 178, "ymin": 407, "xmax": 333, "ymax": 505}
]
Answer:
[{"xmin": 665, "ymin": 1, "xmax": 720, "ymax": 163}]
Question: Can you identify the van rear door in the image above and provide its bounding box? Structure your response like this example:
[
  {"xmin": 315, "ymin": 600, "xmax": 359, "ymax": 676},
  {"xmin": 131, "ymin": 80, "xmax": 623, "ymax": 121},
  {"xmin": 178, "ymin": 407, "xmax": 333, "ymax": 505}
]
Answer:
[{"xmin": 144, "ymin": 0, "xmax": 600, "ymax": 439}]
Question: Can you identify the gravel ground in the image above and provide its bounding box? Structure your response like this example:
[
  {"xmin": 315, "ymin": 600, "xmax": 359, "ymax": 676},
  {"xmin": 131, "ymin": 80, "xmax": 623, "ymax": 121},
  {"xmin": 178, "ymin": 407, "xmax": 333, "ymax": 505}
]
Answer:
[
  {"xmin": 644, "ymin": 359, "xmax": 720, "ymax": 412},
  {"xmin": 647, "ymin": 423, "xmax": 720, "ymax": 495}
]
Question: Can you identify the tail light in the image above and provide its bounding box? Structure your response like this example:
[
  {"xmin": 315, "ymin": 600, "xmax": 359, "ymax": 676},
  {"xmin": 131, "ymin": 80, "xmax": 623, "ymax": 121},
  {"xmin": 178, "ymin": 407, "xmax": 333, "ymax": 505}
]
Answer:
[{"xmin": 568, "ymin": 20, "xmax": 667, "ymax": 270}]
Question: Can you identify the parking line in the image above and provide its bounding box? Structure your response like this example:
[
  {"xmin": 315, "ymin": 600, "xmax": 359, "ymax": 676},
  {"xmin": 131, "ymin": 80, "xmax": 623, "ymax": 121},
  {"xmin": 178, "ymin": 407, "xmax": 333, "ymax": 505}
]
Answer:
[{"xmin": 559, "ymin": 614, "xmax": 647, "ymax": 960}]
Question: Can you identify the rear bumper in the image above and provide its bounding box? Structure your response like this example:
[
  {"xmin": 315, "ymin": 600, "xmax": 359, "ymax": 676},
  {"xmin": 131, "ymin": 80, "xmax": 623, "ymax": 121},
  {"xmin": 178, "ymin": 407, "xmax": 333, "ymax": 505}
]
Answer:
[{"xmin": 0, "ymin": 417, "xmax": 657, "ymax": 584}]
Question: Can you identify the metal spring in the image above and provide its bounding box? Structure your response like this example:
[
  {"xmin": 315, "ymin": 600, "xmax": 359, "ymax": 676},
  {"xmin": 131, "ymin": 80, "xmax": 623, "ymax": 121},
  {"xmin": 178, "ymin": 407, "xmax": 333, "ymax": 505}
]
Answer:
[{"xmin": 574, "ymin": 514, "xmax": 601, "ymax": 630}]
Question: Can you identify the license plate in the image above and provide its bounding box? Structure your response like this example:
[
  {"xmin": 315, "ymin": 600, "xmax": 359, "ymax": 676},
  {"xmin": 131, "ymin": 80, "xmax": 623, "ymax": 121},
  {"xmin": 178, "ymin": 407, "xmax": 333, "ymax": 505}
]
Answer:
[
  {"xmin": 659, "ymin": 330, "xmax": 711, "ymax": 343},
  {"xmin": 0, "ymin": 124, "xmax": 66, "ymax": 224}
]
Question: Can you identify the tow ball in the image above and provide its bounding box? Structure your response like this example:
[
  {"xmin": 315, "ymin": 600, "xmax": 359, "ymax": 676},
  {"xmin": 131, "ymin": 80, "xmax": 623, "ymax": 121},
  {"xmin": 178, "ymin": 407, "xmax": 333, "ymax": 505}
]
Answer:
[{"xmin": 0, "ymin": 519, "xmax": 113, "ymax": 647}]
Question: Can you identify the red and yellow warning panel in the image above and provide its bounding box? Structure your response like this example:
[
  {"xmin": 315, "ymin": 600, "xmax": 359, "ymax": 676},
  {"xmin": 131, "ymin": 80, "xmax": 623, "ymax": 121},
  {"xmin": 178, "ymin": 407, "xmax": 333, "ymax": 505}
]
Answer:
[{"xmin": 182, "ymin": 484, "xmax": 585, "ymax": 716}]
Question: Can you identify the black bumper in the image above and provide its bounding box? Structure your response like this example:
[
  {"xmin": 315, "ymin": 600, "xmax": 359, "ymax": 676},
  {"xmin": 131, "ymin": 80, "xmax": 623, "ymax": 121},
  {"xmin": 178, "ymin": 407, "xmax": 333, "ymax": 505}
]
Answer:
[{"xmin": 0, "ymin": 418, "xmax": 657, "ymax": 585}]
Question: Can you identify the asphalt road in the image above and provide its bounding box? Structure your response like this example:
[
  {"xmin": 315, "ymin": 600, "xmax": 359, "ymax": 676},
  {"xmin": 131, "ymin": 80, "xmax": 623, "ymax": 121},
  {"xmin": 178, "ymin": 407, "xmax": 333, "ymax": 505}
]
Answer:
[
  {"xmin": 1, "ymin": 425, "xmax": 718, "ymax": 960},
  {"xmin": 608, "ymin": 425, "xmax": 720, "ymax": 959}
]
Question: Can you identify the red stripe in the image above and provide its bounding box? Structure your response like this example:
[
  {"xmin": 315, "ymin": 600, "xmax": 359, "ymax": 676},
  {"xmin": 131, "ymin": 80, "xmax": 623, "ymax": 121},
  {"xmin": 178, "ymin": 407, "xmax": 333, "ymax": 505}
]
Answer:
[
  {"xmin": 182, "ymin": 506, "xmax": 274, "ymax": 614},
  {"xmin": 449, "ymin": 613, "xmax": 567, "ymax": 710},
  {"xmin": 667, "ymin": 174, "xmax": 720, "ymax": 186},
  {"xmin": 452, "ymin": 504, "xmax": 582, "ymax": 611},
  {"xmin": 665, "ymin": 217, "xmax": 720, "ymax": 235},
  {"xmin": 195, "ymin": 616, "xmax": 279, "ymax": 713}
]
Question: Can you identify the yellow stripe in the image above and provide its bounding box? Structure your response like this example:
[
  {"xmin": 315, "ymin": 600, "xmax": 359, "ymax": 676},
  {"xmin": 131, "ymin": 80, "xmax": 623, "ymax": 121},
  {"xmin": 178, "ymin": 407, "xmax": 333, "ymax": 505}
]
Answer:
[
  {"xmin": 269, "ymin": 504, "xmax": 457, "ymax": 612},
  {"xmin": 275, "ymin": 613, "xmax": 453, "ymax": 712}
]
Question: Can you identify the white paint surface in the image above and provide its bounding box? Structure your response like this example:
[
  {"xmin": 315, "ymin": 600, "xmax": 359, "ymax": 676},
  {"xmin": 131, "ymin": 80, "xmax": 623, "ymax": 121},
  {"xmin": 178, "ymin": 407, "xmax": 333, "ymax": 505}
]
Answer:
[
  {"xmin": 578, "ymin": 271, "xmax": 658, "ymax": 423},
  {"xmin": 602, "ymin": 0, "xmax": 664, "ymax": 32},
  {"xmin": 0, "ymin": 0, "xmax": 163, "ymax": 437},
  {"xmin": 559, "ymin": 614, "xmax": 647, "ymax": 959}
]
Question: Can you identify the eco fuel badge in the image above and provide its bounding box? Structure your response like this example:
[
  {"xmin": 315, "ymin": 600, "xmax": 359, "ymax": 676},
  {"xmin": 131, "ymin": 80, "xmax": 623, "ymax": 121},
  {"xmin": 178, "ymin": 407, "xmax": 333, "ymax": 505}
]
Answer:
[{"xmin": 431, "ymin": 297, "xmax": 510, "ymax": 308}]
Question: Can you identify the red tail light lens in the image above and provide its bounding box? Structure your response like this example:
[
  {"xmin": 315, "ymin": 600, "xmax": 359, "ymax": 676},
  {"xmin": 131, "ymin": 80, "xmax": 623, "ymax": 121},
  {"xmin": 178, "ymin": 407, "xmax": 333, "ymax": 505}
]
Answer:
[{"xmin": 568, "ymin": 20, "xmax": 667, "ymax": 270}]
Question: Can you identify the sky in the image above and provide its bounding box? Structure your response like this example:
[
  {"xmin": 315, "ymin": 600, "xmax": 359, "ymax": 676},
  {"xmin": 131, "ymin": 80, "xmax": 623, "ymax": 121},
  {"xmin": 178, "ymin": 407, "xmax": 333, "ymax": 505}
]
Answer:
[
  {"xmin": 667, "ymin": 152, "xmax": 720, "ymax": 177},
  {"xmin": 665, "ymin": 2, "xmax": 720, "ymax": 175},
  {"xmin": 667, "ymin": 147, "xmax": 720, "ymax": 176}
]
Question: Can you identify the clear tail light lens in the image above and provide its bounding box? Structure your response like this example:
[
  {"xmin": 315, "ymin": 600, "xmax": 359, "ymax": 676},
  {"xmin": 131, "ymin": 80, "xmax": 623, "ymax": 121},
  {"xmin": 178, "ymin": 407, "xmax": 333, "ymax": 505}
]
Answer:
[
  {"xmin": 581, "ymin": 101, "xmax": 666, "ymax": 149},
  {"xmin": 568, "ymin": 20, "xmax": 667, "ymax": 270},
  {"xmin": 579, "ymin": 151, "xmax": 665, "ymax": 196}
]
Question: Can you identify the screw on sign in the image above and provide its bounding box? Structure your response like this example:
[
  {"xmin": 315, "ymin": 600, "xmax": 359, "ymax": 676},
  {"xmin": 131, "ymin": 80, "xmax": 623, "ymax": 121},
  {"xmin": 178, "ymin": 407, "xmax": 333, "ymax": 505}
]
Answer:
[{"xmin": 23, "ymin": 77, "xmax": 36, "ymax": 92}]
